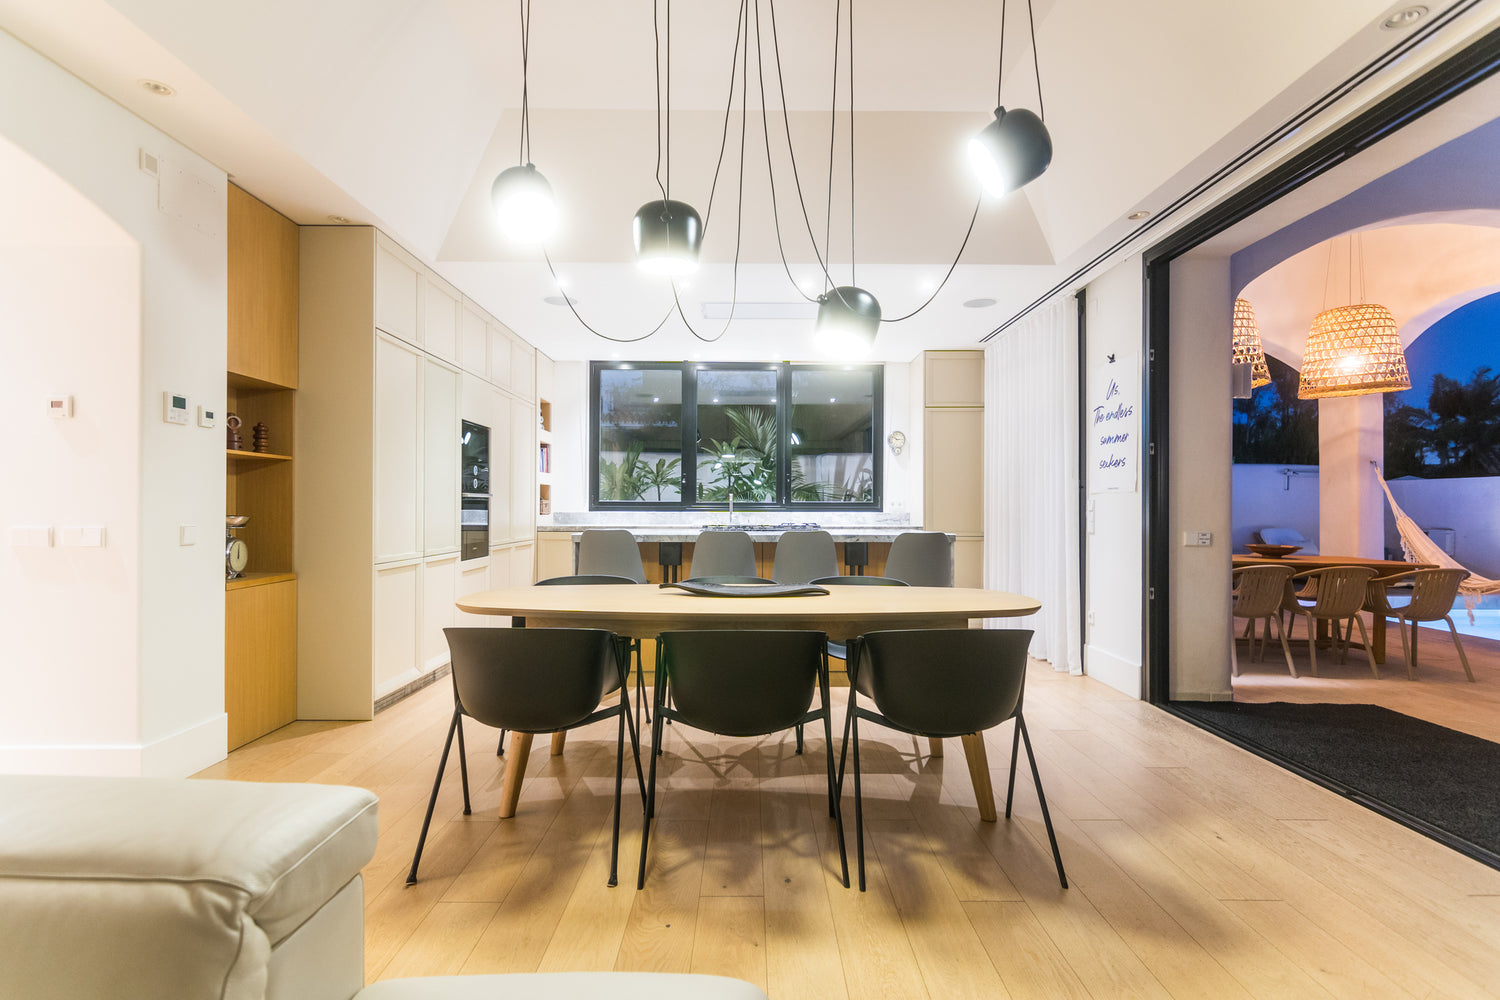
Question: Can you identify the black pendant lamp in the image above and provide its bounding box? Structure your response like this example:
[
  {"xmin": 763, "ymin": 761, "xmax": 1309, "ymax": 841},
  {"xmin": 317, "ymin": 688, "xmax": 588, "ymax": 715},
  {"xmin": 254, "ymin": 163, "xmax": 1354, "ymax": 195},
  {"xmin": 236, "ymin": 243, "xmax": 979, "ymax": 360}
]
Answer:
[
  {"xmin": 970, "ymin": 0, "xmax": 1052, "ymax": 198},
  {"xmin": 968, "ymin": 106, "xmax": 1051, "ymax": 198},
  {"xmin": 814, "ymin": 286, "xmax": 881, "ymax": 358},
  {"xmin": 633, "ymin": 199, "xmax": 703, "ymax": 276},
  {"xmin": 634, "ymin": 0, "xmax": 703, "ymax": 277}
]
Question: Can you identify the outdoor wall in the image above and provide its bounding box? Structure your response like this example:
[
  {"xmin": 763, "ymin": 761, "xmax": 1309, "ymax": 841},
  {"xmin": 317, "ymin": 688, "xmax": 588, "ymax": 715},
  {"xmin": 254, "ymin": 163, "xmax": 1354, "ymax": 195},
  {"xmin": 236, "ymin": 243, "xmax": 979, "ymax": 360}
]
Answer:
[
  {"xmin": 0, "ymin": 30, "xmax": 228, "ymax": 776},
  {"xmin": 1231, "ymin": 464, "xmax": 1321, "ymax": 551},
  {"xmin": 1082, "ymin": 256, "xmax": 1145, "ymax": 697},
  {"xmin": 1386, "ymin": 477, "xmax": 1500, "ymax": 579},
  {"xmin": 1167, "ymin": 256, "xmax": 1234, "ymax": 701}
]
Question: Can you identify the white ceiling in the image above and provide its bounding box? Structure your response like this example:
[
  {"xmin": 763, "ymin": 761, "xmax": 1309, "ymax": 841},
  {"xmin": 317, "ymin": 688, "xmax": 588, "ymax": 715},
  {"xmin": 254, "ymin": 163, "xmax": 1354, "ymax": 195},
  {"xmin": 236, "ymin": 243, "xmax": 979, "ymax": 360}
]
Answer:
[{"xmin": 2, "ymin": 0, "xmax": 1497, "ymax": 360}]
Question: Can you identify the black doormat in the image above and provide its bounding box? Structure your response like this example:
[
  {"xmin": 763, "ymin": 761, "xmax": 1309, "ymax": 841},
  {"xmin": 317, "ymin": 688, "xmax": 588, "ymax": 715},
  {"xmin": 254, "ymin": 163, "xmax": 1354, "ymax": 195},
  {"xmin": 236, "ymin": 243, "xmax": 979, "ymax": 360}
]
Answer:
[{"xmin": 1169, "ymin": 701, "xmax": 1500, "ymax": 869}]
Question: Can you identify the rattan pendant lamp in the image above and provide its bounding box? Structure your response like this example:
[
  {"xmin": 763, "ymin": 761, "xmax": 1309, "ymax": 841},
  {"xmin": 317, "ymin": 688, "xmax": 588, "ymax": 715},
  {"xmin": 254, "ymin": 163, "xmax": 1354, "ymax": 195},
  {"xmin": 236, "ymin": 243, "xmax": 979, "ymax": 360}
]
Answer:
[
  {"xmin": 1298, "ymin": 234, "xmax": 1410, "ymax": 399},
  {"xmin": 1232, "ymin": 298, "xmax": 1272, "ymax": 388}
]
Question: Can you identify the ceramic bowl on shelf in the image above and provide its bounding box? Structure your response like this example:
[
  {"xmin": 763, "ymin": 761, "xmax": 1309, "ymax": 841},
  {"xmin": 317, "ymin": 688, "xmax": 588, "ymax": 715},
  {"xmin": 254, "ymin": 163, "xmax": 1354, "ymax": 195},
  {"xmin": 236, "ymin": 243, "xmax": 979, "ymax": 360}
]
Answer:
[
  {"xmin": 1245, "ymin": 543, "xmax": 1300, "ymax": 558},
  {"xmin": 226, "ymin": 514, "xmax": 252, "ymax": 528}
]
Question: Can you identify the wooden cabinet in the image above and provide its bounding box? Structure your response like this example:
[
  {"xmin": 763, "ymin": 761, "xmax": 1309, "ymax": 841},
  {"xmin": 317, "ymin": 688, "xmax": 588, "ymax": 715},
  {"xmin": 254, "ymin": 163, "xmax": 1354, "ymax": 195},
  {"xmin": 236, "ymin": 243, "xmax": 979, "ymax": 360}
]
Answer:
[
  {"xmin": 299, "ymin": 227, "xmax": 541, "ymax": 716},
  {"xmin": 227, "ymin": 185, "xmax": 298, "ymax": 388},
  {"xmin": 226, "ymin": 184, "xmax": 300, "ymax": 750},
  {"xmin": 225, "ymin": 577, "xmax": 297, "ymax": 750},
  {"xmin": 923, "ymin": 351, "xmax": 985, "ymax": 587}
]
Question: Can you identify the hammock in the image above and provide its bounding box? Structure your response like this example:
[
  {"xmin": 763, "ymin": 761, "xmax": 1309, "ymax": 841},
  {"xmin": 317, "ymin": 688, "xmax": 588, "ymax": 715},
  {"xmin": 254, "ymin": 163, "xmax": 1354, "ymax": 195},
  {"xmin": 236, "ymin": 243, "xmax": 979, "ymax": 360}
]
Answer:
[{"xmin": 1373, "ymin": 462, "xmax": 1500, "ymax": 619}]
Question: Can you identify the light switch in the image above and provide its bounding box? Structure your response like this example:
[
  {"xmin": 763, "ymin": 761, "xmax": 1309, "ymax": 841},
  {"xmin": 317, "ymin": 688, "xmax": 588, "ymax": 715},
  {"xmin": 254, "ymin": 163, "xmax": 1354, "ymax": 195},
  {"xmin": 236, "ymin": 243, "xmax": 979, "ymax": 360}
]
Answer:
[
  {"xmin": 1182, "ymin": 531, "xmax": 1213, "ymax": 547},
  {"xmin": 179, "ymin": 524, "xmax": 198, "ymax": 546},
  {"xmin": 48, "ymin": 395, "xmax": 74, "ymax": 419},
  {"xmin": 8, "ymin": 525, "xmax": 52, "ymax": 547},
  {"xmin": 197, "ymin": 406, "xmax": 216, "ymax": 429},
  {"xmin": 59, "ymin": 525, "xmax": 106, "ymax": 548}
]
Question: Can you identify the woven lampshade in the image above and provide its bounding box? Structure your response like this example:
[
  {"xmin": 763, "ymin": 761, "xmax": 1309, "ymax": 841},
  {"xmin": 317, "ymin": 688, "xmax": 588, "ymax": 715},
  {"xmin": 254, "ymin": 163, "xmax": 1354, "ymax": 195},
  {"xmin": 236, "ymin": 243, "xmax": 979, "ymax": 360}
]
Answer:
[
  {"xmin": 1298, "ymin": 303, "xmax": 1410, "ymax": 399},
  {"xmin": 1231, "ymin": 298, "xmax": 1271, "ymax": 388}
]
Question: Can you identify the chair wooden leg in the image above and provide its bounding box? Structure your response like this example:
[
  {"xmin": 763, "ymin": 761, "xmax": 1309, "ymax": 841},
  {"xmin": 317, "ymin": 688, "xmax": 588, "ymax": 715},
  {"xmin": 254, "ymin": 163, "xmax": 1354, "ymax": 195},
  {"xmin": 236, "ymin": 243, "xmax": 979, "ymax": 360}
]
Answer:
[
  {"xmin": 551, "ymin": 731, "xmax": 568, "ymax": 756},
  {"xmin": 928, "ymin": 737, "xmax": 944, "ymax": 758},
  {"xmin": 1396, "ymin": 614, "xmax": 1413, "ymax": 680},
  {"xmin": 1230, "ymin": 627, "xmax": 1239, "ymax": 677},
  {"xmin": 961, "ymin": 733, "xmax": 997, "ymax": 823},
  {"xmin": 498, "ymin": 732, "xmax": 533, "ymax": 819},
  {"xmin": 1301, "ymin": 613, "xmax": 1318, "ymax": 676},
  {"xmin": 1444, "ymin": 616, "xmax": 1475, "ymax": 682},
  {"xmin": 1350, "ymin": 615, "xmax": 1378, "ymax": 679},
  {"xmin": 1272, "ymin": 612, "xmax": 1297, "ymax": 679}
]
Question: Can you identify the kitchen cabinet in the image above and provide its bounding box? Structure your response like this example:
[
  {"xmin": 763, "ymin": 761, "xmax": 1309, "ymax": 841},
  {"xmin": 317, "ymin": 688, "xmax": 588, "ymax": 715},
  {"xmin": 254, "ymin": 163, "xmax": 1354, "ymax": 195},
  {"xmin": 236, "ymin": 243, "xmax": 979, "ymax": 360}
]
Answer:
[
  {"xmin": 373, "ymin": 334, "xmax": 422, "ymax": 563},
  {"xmin": 422, "ymin": 275, "xmax": 460, "ymax": 363},
  {"xmin": 224, "ymin": 577, "xmax": 296, "ymax": 751},
  {"xmin": 922, "ymin": 350, "xmax": 985, "ymax": 587},
  {"xmin": 299, "ymin": 226, "xmax": 544, "ymax": 717},
  {"xmin": 423, "ymin": 359, "xmax": 460, "ymax": 555},
  {"xmin": 511, "ymin": 339, "xmax": 536, "ymax": 401}
]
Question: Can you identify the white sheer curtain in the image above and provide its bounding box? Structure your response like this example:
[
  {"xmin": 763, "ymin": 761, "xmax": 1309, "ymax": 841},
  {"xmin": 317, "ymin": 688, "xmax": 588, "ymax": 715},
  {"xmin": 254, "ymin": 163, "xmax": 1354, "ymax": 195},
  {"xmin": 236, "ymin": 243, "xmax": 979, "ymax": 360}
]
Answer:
[{"xmin": 985, "ymin": 298, "xmax": 1083, "ymax": 673}]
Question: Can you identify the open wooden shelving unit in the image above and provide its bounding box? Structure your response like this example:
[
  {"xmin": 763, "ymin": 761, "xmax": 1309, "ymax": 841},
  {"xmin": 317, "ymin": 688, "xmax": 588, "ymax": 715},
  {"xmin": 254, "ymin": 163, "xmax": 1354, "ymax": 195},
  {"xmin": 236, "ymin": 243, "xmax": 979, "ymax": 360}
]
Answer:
[{"xmin": 225, "ymin": 184, "xmax": 299, "ymax": 750}]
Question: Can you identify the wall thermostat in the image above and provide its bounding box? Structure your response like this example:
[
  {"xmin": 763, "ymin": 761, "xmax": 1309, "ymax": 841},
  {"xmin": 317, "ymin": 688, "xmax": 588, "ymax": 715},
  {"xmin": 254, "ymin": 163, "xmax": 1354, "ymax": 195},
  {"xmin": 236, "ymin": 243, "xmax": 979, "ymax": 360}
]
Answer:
[
  {"xmin": 163, "ymin": 391, "xmax": 189, "ymax": 425},
  {"xmin": 198, "ymin": 405, "xmax": 216, "ymax": 428},
  {"xmin": 48, "ymin": 395, "xmax": 74, "ymax": 419}
]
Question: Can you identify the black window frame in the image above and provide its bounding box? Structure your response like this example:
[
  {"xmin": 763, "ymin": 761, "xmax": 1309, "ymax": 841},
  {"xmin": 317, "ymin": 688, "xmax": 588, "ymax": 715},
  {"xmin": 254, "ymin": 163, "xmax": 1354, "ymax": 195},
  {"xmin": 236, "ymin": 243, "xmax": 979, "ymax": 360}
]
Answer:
[{"xmin": 590, "ymin": 360, "xmax": 884, "ymax": 512}]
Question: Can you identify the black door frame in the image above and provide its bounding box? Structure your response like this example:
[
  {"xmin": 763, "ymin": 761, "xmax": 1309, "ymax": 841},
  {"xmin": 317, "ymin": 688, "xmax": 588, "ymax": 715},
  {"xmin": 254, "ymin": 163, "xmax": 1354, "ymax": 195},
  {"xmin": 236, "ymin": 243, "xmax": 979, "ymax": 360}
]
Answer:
[{"xmin": 1142, "ymin": 23, "xmax": 1500, "ymax": 705}]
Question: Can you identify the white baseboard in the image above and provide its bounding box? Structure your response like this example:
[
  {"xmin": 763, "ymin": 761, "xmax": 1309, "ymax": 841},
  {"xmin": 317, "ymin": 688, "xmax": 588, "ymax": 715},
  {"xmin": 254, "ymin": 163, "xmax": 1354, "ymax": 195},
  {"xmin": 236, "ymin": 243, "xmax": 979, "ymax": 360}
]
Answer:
[
  {"xmin": 1084, "ymin": 644, "xmax": 1143, "ymax": 698},
  {"xmin": 0, "ymin": 714, "xmax": 227, "ymax": 778}
]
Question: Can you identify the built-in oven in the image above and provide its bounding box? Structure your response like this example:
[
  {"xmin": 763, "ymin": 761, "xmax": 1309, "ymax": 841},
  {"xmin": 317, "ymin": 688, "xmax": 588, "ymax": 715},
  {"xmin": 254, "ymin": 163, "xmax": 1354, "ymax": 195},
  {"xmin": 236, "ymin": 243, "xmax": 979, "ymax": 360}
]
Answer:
[{"xmin": 461, "ymin": 420, "xmax": 490, "ymax": 561}]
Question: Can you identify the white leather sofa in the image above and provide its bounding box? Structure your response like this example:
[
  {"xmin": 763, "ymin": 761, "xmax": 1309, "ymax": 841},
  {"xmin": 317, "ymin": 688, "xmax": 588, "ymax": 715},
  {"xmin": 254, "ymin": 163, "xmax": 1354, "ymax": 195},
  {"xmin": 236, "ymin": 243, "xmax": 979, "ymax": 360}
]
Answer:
[{"xmin": 0, "ymin": 775, "xmax": 767, "ymax": 1000}]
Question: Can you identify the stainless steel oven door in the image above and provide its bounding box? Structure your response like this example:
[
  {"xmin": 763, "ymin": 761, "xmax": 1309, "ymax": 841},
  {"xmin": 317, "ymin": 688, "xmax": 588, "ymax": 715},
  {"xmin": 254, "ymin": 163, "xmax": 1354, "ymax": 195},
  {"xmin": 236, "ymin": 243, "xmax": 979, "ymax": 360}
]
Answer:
[{"xmin": 461, "ymin": 495, "xmax": 489, "ymax": 560}]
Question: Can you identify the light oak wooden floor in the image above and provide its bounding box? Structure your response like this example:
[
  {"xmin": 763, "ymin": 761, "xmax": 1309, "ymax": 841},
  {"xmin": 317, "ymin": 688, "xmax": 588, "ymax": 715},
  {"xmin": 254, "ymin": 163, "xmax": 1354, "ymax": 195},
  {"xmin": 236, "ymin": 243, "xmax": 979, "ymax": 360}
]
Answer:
[
  {"xmin": 198, "ymin": 662, "xmax": 1500, "ymax": 999},
  {"xmin": 1232, "ymin": 613, "xmax": 1500, "ymax": 742}
]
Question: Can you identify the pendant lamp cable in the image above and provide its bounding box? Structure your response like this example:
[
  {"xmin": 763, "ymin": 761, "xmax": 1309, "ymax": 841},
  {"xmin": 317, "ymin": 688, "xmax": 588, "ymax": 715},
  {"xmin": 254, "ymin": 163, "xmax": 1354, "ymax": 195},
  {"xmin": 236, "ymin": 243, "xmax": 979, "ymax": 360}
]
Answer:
[
  {"xmin": 754, "ymin": 0, "xmax": 980, "ymax": 321},
  {"xmin": 1026, "ymin": 0, "xmax": 1045, "ymax": 121},
  {"xmin": 823, "ymin": 0, "xmax": 841, "ymax": 294},
  {"xmin": 994, "ymin": 0, "xmax": 1007, "ymax": 108},
  {"xmin": 517, "ymin": 0, "xmax": 532, "ymax": 163}
]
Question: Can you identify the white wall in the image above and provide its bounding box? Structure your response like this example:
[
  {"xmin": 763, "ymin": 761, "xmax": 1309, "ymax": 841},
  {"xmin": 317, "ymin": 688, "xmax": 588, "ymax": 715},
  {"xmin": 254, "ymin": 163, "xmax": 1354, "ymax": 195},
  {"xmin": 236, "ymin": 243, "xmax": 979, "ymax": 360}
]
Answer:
[
  {"xmin": 0, "ymin": 29, "xmax": 227, "ymax": 776},
  {"xmin": 1387, "ymin": 477, "xmax": 1500, "ymax": 578},
  {"xmin": 1082, "ymin": 257, "xmax": 1144, "ymax": 696},
  {"xmin": 1232, "ymin": 464, "xmax": 1320, "ymax": 551}
]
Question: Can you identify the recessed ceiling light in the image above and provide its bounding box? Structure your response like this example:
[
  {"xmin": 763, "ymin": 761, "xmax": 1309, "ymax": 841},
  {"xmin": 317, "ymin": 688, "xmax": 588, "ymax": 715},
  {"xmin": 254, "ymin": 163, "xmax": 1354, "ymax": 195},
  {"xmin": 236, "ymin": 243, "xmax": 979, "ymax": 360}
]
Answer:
[
  {"xmin": 327, "ymin": 215, "xmax": 352, "ymax": 224},
  {"xmin": 962, "ymin": 297, "xmax": 997, "ymax": 309},
  {"xmin": 1127, "ymin": 210, "xmax": 1151, "ymax": 221},
  {"xmin": 1381, "ymin": 6, "xmax": 1427, "ymax": 29},
  {"xmin": 138, "ymin": 79, "xmax": 175, "ymax": 97},
  {"xmin": 542, "ymin": 295, "xmax": 577, "ymax": 306}
]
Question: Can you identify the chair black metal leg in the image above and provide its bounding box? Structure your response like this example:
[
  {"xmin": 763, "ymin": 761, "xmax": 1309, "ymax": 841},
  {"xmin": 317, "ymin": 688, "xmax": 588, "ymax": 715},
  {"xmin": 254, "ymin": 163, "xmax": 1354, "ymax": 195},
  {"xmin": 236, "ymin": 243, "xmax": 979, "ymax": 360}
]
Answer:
[
  {"xmin": 819, "ymin": 664, "xmax": 849, "ymax": 888},
  {"xmin": 637, "ymin": 678, "xmax": 667, "ymax": 889},
  {"xmin": 496, "ymin": 729, "xmax": 506, "ymax": 756},
  {"xmin": 455, "ymin": 712, "xmax": 472, "ymax": 816},
  {"xmin": 851, "ymin": 706, "xmax": 866, "ymax": 892},
  {"xmin": 621, "ymin": 684, "xmax": 648, "ymax": 807},
  {"xmin": 635, "ymin": 640, "xmax": 651, "ymax": 726},
  {"xmin": 796, "ymin": 722, "xmax": 804, "ymax": 755},
  {"xmin": 836, "ymin": 684, "xmax": 856, "ymax": 795},
  {"xmin": 1004, "ymin": 717, "xmax": 1022, "ymax": 819},
  {"xmin": 1017, "ymin": 715, "xmax": 1067, "ymax": 889},
  {"xmin": 406, "ymin": 708, "xmax": 461, "ymax": 886},
  {"xmin": 609, "ymin": 707, "xmax": 625, "ymax": 887}
]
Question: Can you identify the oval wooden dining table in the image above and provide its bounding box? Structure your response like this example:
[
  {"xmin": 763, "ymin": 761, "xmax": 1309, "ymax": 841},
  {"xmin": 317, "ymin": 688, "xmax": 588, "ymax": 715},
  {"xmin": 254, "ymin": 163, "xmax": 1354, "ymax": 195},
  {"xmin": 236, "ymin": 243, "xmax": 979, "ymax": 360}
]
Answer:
[{"xmin": 456, "ymin": 583, "xmax": 1042, "ymax": 818}]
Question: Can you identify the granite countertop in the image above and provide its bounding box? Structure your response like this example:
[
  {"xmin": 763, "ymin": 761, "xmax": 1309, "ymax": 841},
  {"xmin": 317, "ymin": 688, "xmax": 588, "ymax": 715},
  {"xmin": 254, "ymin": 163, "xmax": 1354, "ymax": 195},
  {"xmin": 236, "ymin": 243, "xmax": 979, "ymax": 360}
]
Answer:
[{"xmin": 537, "ymin": 523, "xmax": 930, "ymax": 543}]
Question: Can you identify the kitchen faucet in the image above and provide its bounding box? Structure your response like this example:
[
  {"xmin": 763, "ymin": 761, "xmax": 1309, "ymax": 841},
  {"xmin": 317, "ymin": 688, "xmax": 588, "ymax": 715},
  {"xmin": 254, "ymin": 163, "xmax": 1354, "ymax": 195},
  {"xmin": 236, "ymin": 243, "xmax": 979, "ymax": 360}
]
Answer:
[{"xmin": 727, "ymin": 493, "xmax": 734, "ymax": 524}]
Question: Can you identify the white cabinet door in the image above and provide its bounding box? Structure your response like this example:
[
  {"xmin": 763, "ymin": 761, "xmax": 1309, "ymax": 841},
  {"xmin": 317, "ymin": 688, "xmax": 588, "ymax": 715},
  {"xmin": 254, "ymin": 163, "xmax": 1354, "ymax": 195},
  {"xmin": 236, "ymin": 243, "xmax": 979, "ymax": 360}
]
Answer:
[
  {"xmin": 459, "ymin": 303, "xmax": 488, "ymax": 378},
  {"xmin": 373, "ymin": 561, "xmax": 420, "ymax": 697},
  {"xmin": 421, "ymin": 553, "xmax": 458, "ymax": 672},
  {"xmin": 459, "ymin": 561, "xmax": 494, "ymax": 625},
  {"xmin": 511, "ymin": 395, "xmax": 534, "ymax": 541},
  {"xmin": 511, "ymin": 339, "xmax": 536, "ymax": 401},
  {"xmin": 489, "ymin": 389, "xmax": 512, "ymax": 540},
  {"xmin": 509, "ymin": 542, "xmax": 534, "ymax": 586},
  {"xmin": 375, "ymin": 334, "xmax": 422, "ymax": 562},
  {"xmin": 423, "ymin": 359, "xmax": 460, "ymax": 554},
  {"xmin": 423, "ymin": 277, "xmax": 460, "ymax": 363},
  {"xmin": 488, "ymin": 545, "xmax": 512, "ymax": 591},
  {"xmin": 488, "ymin": 322, "xmax": 512, "ymax": 388},
  {"xmin": 375, "ymin": 241, "xmax": 420, "ymax": 344}
]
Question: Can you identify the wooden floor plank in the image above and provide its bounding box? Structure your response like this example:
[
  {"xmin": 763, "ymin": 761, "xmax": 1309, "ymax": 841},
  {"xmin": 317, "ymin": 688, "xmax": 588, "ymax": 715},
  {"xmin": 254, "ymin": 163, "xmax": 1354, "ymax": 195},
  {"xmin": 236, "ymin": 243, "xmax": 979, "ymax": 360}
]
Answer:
[{"xmin": 200, "ymin": 660, "xmax": 1500, "ymax": 1000}]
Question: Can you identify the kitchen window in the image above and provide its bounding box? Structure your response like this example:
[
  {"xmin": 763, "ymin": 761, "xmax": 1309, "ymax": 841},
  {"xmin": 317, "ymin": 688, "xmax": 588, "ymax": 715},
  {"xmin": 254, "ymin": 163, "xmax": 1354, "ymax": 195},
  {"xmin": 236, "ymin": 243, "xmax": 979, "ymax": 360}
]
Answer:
[{"xmin": 591, "ymin": 361, "xmax": 882, "ymax": 510}]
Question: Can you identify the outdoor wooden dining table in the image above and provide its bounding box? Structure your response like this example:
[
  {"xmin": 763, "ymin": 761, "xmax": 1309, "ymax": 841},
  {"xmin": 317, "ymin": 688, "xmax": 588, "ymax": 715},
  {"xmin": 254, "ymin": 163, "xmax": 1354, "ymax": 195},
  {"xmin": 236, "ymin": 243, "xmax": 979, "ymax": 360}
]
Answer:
[
  {"xmin": 1232, "ymin": 553, "xmax": 1435, "ymax": 664},
  {"xmin": 456, "ymin": 583, "xmax": 1042, "ymax": 819}
]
